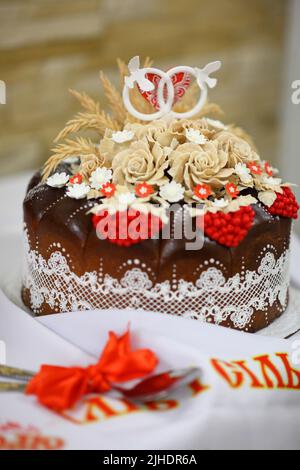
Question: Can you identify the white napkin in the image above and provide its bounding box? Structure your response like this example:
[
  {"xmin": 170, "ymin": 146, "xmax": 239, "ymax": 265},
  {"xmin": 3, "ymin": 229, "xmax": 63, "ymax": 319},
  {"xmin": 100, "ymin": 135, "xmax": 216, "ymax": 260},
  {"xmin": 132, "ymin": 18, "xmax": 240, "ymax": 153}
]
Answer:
[{"xmin": 1, "ymin": 290, "xmax": 300, "ymax": 450}]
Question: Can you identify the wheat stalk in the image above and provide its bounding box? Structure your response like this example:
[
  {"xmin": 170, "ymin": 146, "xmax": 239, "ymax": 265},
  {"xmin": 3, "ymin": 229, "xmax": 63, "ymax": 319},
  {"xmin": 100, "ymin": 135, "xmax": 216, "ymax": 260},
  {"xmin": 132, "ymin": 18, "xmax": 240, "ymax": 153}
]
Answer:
[
  {"xmin": 43, "ymin": 137, "xmax": 100, "ymax": 180},
  {"xmin": 54, "ymin": 111, "xmax": 120, "ymax": 143},
  {"xmin": 69, "ymin": 89, "xmax": 100, "ymax": 114},
  {"xmin": 117, "ymin": 58, "xmax": 128, "ymax": 87},
  {"xmin": 99, "ymin": 71, "xmax": 127, "ymax": 124},
  {"xmin": 144, "ymin": 57, "xmax": 153, "ymax": 68},
  {"xmin": 54, "ymin": 88, "xmax": 120, "ymax": 142}
]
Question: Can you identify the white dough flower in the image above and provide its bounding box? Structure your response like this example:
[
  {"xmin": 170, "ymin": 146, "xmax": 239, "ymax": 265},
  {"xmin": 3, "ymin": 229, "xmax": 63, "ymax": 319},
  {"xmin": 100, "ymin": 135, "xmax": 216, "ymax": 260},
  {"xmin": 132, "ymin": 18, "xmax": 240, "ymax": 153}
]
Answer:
[
  {"xmin": 212, "ymin": 198, "xmax": 229, "ymax": 209},
  {"xmin": 47, "ymin": 172, "xmax": 69, "ymax": 188},
  {"xmin": 159, "ymin": 181, "xmax": 185, "ymax": 203},
  {"xmin": 66, "ymin": 183, "xmax": 91, "ymax": 200},
  {"xmin": 112, "ymin": 130, "xmax": 134, "ymax": 144},
  {"xmin": 261, "ymin": 176, "xmax": 282, "ymax": 187},
  {"xmin": 90, "ymin": 168, "xmax": 112, "ymax": 190},
  {"xmin": 185, "ymin": 128, "xmax": 208, "ymax": 145},
  {"xmin": 117, "ymin": 191, "xmax": 136, "ymax": 206},
  {"xmin": 235, "ymin": 163, "xmax": 252, "ymax": 184},
  {"xmin": 206, "ymin": 118, "xmax": 227, "ymax": 130}
]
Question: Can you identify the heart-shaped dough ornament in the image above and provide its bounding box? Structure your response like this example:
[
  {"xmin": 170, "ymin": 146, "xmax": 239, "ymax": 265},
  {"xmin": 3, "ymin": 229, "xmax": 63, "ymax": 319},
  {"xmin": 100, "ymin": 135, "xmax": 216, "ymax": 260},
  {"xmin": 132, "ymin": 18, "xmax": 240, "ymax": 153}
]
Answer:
[
  {"xmin": 122, "ymin": 56, "xmax": 222, "ymax": 121},
  {"xmin": 138, "ymin": 72, "xmax": 190, "ymax": 110}
]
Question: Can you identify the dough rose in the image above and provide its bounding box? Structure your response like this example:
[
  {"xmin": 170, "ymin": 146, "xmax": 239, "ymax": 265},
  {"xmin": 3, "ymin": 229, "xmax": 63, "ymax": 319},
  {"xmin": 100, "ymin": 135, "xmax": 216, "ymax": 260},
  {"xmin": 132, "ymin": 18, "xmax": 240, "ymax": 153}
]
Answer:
[
  {"xmin": 214, "ymin": 131, "xmax": 260, "ymax": 167},
  {"xmin": 168, "ymin": 141, "xmax": 233, "ymax": 191},
  {"xmin": 112, "ymin": 140, "xmax": 169, "ymax": 187}
]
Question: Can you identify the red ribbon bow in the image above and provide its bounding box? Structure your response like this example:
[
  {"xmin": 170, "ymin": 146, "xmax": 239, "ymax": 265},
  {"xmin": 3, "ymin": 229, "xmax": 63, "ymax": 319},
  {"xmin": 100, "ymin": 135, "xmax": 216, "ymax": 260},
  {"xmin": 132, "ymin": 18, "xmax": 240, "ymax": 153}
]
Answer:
[{"xmin": 26, "ymin": 331, "xmax": 158, "ymax": 412}]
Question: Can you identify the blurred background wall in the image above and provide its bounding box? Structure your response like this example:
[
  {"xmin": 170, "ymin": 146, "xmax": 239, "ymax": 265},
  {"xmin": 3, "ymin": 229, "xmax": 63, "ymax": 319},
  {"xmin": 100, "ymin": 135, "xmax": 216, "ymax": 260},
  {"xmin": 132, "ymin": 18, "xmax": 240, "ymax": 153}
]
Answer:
[{"xmin": 0, "ymin": 0, "xmax": 293, "ymax": 182}]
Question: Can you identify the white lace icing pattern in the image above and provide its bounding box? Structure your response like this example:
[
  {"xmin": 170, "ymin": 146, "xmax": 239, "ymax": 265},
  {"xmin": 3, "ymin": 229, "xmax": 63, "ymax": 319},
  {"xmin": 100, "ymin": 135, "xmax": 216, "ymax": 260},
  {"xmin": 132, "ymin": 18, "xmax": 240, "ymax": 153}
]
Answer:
[{"xmin": 22, "ymin": 227, "xmax": 290, "ymax": 331}]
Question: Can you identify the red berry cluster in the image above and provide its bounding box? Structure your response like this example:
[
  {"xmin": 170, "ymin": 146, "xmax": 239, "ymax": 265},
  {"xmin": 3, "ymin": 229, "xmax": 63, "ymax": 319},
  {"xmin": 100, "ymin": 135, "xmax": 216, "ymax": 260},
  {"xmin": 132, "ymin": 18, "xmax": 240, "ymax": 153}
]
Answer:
[
  {"xmin": 268, "ymin": 187, "xmax": 299, "ymax": 220},
  {"xmin": 92, "ymin": 210, "xmax": 164, "ymax": 247},
  {"xmin": 201, "ymin": 206, "xmax": 255, "ymax": 248}
]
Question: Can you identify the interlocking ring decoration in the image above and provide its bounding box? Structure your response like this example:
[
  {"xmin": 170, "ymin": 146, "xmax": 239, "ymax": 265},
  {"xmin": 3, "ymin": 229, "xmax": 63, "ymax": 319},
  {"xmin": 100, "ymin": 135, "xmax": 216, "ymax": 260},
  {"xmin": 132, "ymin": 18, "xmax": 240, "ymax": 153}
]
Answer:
[{"xmin": 122, "ymin": 56, "xmax": 222, "ymax": 121}]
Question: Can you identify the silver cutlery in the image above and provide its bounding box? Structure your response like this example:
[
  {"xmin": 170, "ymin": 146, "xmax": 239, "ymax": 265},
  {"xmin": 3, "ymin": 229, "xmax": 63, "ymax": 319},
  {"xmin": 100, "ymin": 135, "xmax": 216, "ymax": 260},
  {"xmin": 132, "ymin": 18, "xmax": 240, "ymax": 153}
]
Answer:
[
  {"xmin": 0, "ymin": 364, "xmax": 35, "ymax": 382},
  {"xmin": 112, "ymin": 367, "xmax": 201, "ymax": 401},
  {"xmin": 0, "ymin": 364, "xmax": 201, "ymax": 402},
  {"xmin": 0, "ymin": 382, "xmax": 26, "ymax": 392}
]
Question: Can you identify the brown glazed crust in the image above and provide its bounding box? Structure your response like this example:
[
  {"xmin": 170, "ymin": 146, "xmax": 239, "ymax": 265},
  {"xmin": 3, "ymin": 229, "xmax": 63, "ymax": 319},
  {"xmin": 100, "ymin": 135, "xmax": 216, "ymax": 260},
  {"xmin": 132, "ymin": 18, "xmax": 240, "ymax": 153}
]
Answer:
[{"xmin": 22, "ymin": 170, "xmax": 292, "ymax": 332}]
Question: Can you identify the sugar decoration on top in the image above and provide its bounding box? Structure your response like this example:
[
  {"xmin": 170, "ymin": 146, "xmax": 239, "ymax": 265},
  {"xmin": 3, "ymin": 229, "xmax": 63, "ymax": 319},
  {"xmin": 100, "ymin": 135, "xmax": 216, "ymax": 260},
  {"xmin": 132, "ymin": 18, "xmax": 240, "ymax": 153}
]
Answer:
[{"xmin": 123, "ymin": 56, "xmax": 222, "ymax": 121}]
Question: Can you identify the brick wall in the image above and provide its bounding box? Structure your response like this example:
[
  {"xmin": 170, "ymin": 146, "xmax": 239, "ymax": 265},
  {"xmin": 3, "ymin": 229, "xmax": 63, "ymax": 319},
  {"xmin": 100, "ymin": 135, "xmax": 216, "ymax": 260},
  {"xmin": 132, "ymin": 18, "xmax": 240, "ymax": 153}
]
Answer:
[{"xmin": 0, "ymin": 0, "xmax": 286, "ymax": 175}]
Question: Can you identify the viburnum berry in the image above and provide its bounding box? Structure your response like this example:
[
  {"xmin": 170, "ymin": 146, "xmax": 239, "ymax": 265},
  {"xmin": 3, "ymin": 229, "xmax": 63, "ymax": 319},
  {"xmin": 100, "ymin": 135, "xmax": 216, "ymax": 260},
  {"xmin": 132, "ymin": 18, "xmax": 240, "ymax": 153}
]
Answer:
[
  {"xmin": 92, "ymin": 209, "xmax": 164, "ymax": 246},
  {"xmin": 268, "ymin": 187, "xmax": 299, "ymax": 220},
  {"xmin": 197, "ymin": 206, "xmax": 255, "ymax": 248}
]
